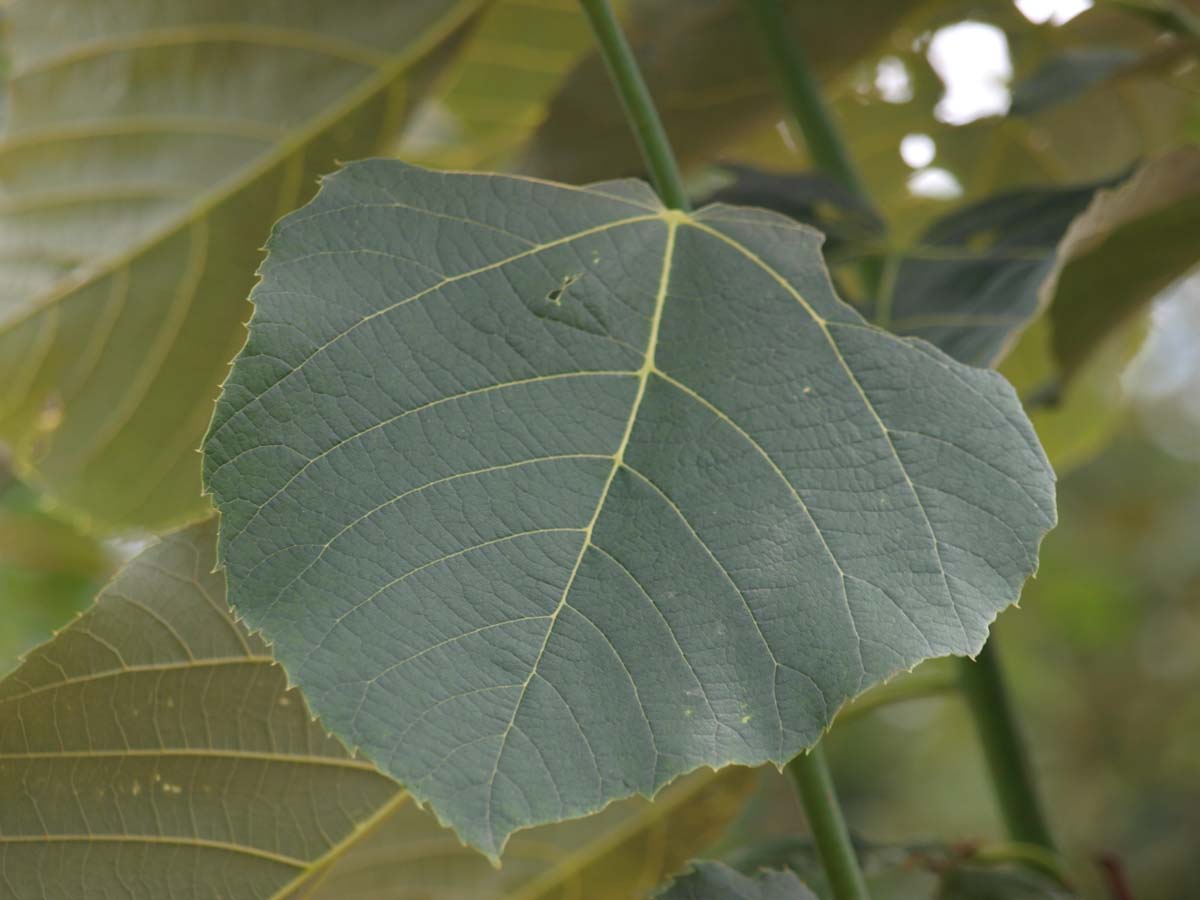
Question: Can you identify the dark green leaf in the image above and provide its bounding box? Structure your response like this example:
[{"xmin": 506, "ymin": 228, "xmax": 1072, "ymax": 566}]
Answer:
[
  {"xmin": 938, "ymin": 864, "xmax": 1073, "ymax": 899},
  {"xmin": 653, "ymin": 861, "xmax": 817, "ymax": 900},
  {"xmin": 693, "ymin": 165, "xmax": 1115, "ymax": 367},
  {"xmin": 878, "ymin": 179, "xmax": 1115, "ymax": 367},
  {"xmin": 1009, "ymin": 48, "xmax": 1139, "ymax": 116},
  {"xmin": 204, "ymin": 162, "xmax": 1056, "ymax": 857}
]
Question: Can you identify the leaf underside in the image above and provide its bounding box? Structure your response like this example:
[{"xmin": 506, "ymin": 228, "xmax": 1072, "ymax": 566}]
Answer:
[
  {"xmin": 204, "ymin": 162, "xmax": 1056, "ymax": 856},
  {"xmin": 0, "ymin": 521, "xmax": 399, "ymax": 899},
  {"xmin": 0, "ymin": 0, "xmax": 476, "ymax": 531}
]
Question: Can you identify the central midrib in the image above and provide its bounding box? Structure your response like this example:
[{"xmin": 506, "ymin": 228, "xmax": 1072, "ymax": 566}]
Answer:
[{"xmin": 481, "ymin": 212, "xmax": 682, "ymax": 851}]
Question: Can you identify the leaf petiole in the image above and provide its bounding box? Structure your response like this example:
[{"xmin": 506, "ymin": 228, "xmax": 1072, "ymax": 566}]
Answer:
[{"xmin": 578, "ymin": 0, "xmax": 690, "ymax": 210}]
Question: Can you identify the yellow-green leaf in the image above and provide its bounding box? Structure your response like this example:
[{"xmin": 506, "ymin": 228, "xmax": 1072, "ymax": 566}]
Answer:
[
  {"xmin": 292, "ymin": 768, "xmax": 755, "ymax": 900},
  {"xmin": 0, "ymin": 0, "xmax": 480, "ymax": 533},
  {"xmin": 401, "ymin": 0, "xmax": 604, "ymax": 172}
]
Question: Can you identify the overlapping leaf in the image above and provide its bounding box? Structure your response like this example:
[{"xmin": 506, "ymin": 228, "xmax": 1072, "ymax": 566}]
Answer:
[
  {"xmin": 874, "ymin": 180, "xmax": 1114, "ymax": 367},
  {"xmin": 0, "ymin": 519, "xmax": 752, "ymax": 899},
  {"xmin": 400, "ymin": 0, "xmax": 603, "ymax": 171},
  {"xmin": 654, "ymin": 861, "xmax": 816, "ymax": 900},
  {"xmin": 0, "ymin": 520, "xmax": 399, "ymax": 898},
  {"xmin": 204, "ymin": 162, "xmax": 1056, "ymax": 856},
  {"xmin": 297, "ymin": 769, "xmax": 755, "ymax": 899},
  {"xmin": 0, "ymin": 0, "xmax": 479, "ymax": 531}
]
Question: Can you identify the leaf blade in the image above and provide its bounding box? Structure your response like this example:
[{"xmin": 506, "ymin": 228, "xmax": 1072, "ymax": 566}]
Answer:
[
  {"xmin": 0, "ymin": 0, "xmax": 480, "ymax": 531},
  {"xmin": 205, "ymin": 162, "xmax": 1056, "ymax": 857}
]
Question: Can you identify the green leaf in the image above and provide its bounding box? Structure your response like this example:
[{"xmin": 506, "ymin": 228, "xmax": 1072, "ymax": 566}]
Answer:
[
  {"xmin": 1047, "ymin": 144, "xmax": 1200, "ymax": 382},
  {"xmin": 687, "ymin": 164, "xmax": 1152, "ymax": 469},
  {"xmin": 299, "ymin": 768, "xmax": 756, "ymax": 899},
  {"xmin": 400, "ymin": 0, "xmax": 603, "ymax": 171},
  {"xmin": 0, "ymin": 474, "xmax": 111, "ymax": 675},
  {"xmin": 0, "ymin": 519, "xmax": 401, "ymax": 898},
  {"xmin": 876, "ymin": 180, "xmax": 1115, "ymax": 367},
  {"xmin": 938, "ymin": 865, "xmax": 1073, "ymax": 900},
  {"xmin": 516, "ymin": 0, "xmax": 921, "ymax": 182},
  {"xmin": 653, "ymin": 861, "xmax": 817, "ymax": 900},
  {"xmin": 0, "ymin": 0, "xmax": 480, "ymax": 532},
  {"xmin": 203, "ymin": 162, "xmax": 1056, "ymax": 857},
  {"xmin": 1009, "ymin": 48, "xmax": 1139, "ymax": 116},
  {"xmin": 0, "ymin": 518, "xmax": 753, "ymax": 899}
]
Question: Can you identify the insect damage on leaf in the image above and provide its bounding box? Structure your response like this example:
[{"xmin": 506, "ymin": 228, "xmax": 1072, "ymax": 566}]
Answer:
[{"xmin": 203, "ymin": 161, "xmax": 1056, "ymax": 858}]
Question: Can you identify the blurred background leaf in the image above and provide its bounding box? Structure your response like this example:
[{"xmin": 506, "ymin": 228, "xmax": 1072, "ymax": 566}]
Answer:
[
  {"xmin": 0, "ymin": 464, "xmax": 112, "ymax": 675},
  {"xmin": 653, "ymin": 860, "xmax": 817, "ymax": 900},
  {"xmin": 0, "ymin": 0, "xmax": 481, "ymax": 533},
  {"xmin": 1047, "ymin": 144, "xmax": 1200, "ymax": 382},
  {"xmin": 398, "ymin": 0, "xmax": 607, "ymax": 171}
]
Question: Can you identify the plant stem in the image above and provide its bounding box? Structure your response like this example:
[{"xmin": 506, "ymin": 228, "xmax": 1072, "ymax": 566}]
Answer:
[
  {"xmin": 743, "ymin": 0, "xmax": 866, "ymax": 200},
  {"xmin": 789, "ymin": 746, "xmax": 872, "ymax": 900},
  {"xmin": 578, "ymin": 8, "xmax": 873, "ymax": 894},
  {"xmin": 743, "ymin": 0, "xmax": 882, "ymax": 304},
  {"xmin": 958, "ymin": 641, "xmax": 1056, "ymax": 850},
  {"xmin": 578, "ymin": 0, "xmax": 690, "ymax": 210},
  {"xmin": 745, "ymin": 0, "xmax": 1058, "ymax": 864}
]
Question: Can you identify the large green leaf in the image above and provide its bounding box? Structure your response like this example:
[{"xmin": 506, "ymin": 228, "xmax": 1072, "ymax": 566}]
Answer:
[
  {"xmin": 0, "ymin": 520, "xmax": 399, "ymax": 898},
  {"xmin": 694, "ymin": 164, "xmax": 1154, "ymax": 469},
  {"xmin": 516, "ymin": 0, "xmax": 921, "ymax": 182},
  {"xmin": 0, "ymin": 519, "xmax": 753, "ymax": 898},
  {"xmin": 0, "ymin": 0, "xmax": 479, "ymax": 532},
  {"xmin": 654, "ymin": 861, "xmax": 817, "ymax": 900},
  {"xmin": 400, "ymin": 0, "xmax": 602, "ymax": 172},
  {"xmin": 203, "ymin": 162, "xmax": 1056, "ymax": 857}
]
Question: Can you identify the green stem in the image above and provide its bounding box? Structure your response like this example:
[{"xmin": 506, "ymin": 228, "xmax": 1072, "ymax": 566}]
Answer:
[
  {"xmin": 958, "ymin": 641, "xmax": 1056, "ymax": 850},
  {"xmin": 743, "ymin": 0, "xmax": 881, "ymax": 303},
  {"xmin": 743, "ymin": 0, "xmax": 866, "ymax": 199},
  {"xmin": 578, "ymin": 0, "xmax": 690, "ymax": 210},
  {"xmin": 789, "ymin": 745, "xmax": 872, "ymax": 900},
  {"xmin": 745, "ymin": 0, "xmax": 1057, "ymax": 864}
]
